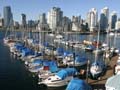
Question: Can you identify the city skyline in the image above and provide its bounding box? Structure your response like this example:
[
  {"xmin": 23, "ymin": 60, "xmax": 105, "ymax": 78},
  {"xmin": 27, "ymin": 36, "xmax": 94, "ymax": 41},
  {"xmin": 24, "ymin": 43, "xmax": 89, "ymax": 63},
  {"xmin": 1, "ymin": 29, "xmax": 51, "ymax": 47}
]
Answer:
[{"xmin": 0, "ymin": 0, "xmax": 120, "ymax": 22}]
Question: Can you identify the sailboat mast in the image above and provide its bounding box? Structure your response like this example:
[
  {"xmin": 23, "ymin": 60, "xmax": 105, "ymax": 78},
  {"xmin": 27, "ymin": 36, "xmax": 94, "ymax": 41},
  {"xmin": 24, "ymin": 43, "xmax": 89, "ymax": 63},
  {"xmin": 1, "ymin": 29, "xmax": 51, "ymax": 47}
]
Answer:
[{"xmin": 95, "ymin": 24, "xmax": 100, "ymax": 62}]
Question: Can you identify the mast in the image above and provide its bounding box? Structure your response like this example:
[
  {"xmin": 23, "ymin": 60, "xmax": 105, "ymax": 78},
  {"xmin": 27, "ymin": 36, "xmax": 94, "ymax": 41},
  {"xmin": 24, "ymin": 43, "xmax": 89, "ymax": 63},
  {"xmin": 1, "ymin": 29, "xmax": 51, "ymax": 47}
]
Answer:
[{"xmin": 95, "ymin": 23, "xmax": 100, "ymax": 62}]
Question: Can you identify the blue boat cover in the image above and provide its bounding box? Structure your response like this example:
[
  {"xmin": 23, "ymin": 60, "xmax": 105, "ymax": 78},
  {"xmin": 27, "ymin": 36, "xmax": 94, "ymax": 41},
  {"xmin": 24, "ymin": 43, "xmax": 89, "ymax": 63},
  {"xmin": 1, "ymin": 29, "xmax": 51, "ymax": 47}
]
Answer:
[
  {"xmin": 86, "ymin": 45, "xmax": 95, "ymax": 50},
  {"xmin": 43, "ymin": 60, "xmax": 50, "ymax": 66},
  {"xmin": 21, "ymin": 48, "xmax": 34, "ymax": 57},
  {"xmin": 33, "ymin": 59, "xmax": 43, "ymax": 64},
  {"xmin": 92, "ymin": 61, "xmax": 105, "ymax": 67},
  {"xmin": 66, "ymin": 78, "xmax": 91, "ymax": 90},
  {"xmin": 49, "ymin": 61, "xmax": 58, "ymax": 72},
  {"xmin": 75, "ymin": 56, "xmax": 87, "ymax": 63},
  {"xmin": 43, "ymin": 42, "xmax": 49, "ymax": 47},
  {"xmin": 56, "ymin": 68, "xmax": 77, "ymax": 80},
  {"xmin": 63, "ymin": 51, "xmax": 73, "ymax": 56},
  {"xmin": 56, "ymin": 47, "xmax": 64, "ymax": 55}
]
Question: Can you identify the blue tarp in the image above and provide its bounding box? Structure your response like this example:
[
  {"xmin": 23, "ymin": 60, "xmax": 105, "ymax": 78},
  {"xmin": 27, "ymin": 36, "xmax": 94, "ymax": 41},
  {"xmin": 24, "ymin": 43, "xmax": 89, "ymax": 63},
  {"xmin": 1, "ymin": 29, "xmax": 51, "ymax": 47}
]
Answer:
[
  {"xmin": 56, "ymin": 47, "xmax": 64, "ymax": 55},
  {"xmin": 43, "ymin": 42, "xmax": 49, "ymax": 47},
  {"xmin": 75, "ymin": 56, "xmax": 87, "ymax": 63},
  {"xmin": 56, "ymin": 68, "xmax": 77, "ymax": 80},
  {"xmin": 92, "ymin": 61, "xmax": 105, "ymax": 67},
  {"xmin": 33, "ymin": 59, "xmax": 43, "ymax": 64},
  {"xmin": 21, "ymin": 48, "xmax": 34, "ymax": 57},
  {"xmin": 49, "ymin": 61, "xmax": 58, "ymax": 72},
  {"xmin": 86, "ymin": 45, "xmax": 95, "ymax": 50},
  {"xmin": 43, "ymin": 60, "xmax": 50, "ymax": 66},
  {"xmin": 66, "ymin": 78, "xmax": 91, "ymax": 90},
  {"xmin": 63, "ymin": 51, "xmax": 73, "ymax": 56}
]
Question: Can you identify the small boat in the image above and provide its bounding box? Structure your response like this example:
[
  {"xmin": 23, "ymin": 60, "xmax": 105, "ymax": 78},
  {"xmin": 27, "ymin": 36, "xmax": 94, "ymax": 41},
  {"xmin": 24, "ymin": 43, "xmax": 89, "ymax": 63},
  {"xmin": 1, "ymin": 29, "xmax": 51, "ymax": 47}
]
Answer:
[
  {"xmin": 85, "ymin": 44, "xmax": 95, "ymax": 52},
  {"xmin": 63, "ymin": 55, "xmax": 88, "ymax": 67},
  {"xmin": 38, "ymin": 68, "xmax": 78, "ymax": 87},
  {"xmin": 66, "ymin": 78, "xmax": 92, "ymax": 90},
  {"xmin": 89, "ymin": 61, "xmax": 106, "ymax": 79}
]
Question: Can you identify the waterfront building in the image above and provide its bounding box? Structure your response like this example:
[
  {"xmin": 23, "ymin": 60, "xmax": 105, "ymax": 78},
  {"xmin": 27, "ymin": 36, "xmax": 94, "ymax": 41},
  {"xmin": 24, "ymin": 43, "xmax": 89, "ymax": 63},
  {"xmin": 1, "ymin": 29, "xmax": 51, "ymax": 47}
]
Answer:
[
  {"xmin": 21, "ymin": 13, "xmax": 27, "ymax": 28},
  {"xmin": 0, "ymin": 18, "xmax": 4, "ymax": 28},
  {"xmin": 3, "ymin": 6, "xmax": 13, "ymax": 28},
  {"xmin": 72, "ymin": 15, "xmax": 81, "ymax": 31},
  {"xmin": 28, "ymin": 20, "xmax": 36, "ymax": 28},
  {"xmin": 86, "ymin": 8, "xmax": 98, "ymax": 32},
  {"xmin": 14, "ymin": 21, "xmax": 19, "ymax": 29},
  {"xmin": 38, "ymin": 13, "xmax": 49, "ymax": 31},
  {"xmin": 100, "ymin": 7, "xmax": 109, "ymax": 32},
  {"xmin": 115, "ymin": 19, "xmax": 120, "ymax": 31},
  {"xmin": 62, "ymin": 16, "xmax": 71, "ymax": 32},
  {"xmin": 47, "ymin": 7, "xmax": 63, "ymax": 31},
  {"xmin": 109, "ymin": 11, "xmax": 117, "ymax": 31}
]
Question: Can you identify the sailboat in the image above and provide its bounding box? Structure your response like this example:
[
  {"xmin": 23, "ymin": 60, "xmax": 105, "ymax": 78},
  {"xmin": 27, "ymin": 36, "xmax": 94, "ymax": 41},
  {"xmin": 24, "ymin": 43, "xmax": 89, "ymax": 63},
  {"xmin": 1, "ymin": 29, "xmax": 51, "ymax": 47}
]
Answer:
[{"xmin": 89, "ymin": 25, "xmax": 106, "ymax": 79}]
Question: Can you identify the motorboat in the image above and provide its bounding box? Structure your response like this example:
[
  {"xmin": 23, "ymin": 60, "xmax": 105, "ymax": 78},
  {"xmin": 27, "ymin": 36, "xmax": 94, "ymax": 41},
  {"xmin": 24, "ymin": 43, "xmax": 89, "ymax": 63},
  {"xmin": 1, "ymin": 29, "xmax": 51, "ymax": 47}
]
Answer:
[{"xmin": 38, "ymin": 68, "xmax": 78, "ymax": 87}]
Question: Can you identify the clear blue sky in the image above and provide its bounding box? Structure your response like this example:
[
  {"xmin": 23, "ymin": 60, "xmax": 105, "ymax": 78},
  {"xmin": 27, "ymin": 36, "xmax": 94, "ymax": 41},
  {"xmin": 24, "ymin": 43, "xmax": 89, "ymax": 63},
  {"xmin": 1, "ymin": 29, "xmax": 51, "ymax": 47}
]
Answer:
[{"xmin": 0, "ymin": 0, "xmax": 120, "ymax": 22}]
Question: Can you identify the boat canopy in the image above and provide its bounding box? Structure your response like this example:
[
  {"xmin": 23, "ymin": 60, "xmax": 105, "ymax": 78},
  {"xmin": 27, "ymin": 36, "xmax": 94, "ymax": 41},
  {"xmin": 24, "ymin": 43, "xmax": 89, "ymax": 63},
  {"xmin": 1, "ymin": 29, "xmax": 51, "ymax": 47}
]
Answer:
[
  {"xmin": 56, "ymin": 47, "xmax": 64, "ymax": 55},
  {"xmin": 63, "ymin": 51, "xmax": 73, "ymax": 56},
  {"xmin": 66, "ymin": 78, "xmax": 92, "ymax": 90},
  {"xmin": 33, "ymin": 59, "xmax": 43, "ymax": 64},
  {"xmin": 43, "ymin": 42, "xmax": 49, "ymax": 47},
  {"xmin": 56, "ymin": 68, "xmax": 77, "ymax": 80},
  {"xmin": 21, "ymin": 48, "xmax": 34, "ymax": 57},
  {"xmin": 75, "ymin": 55, "xmax": 88, "ymax": 63},
  {"xmin": 86, "ymin": 44, "xmax": 95, "ymax": 50},
  {"xmin": 105, "ymin": 74, "xmax": 120, "ymax": 90},
  {"xmin": 92, "ymin": 61, "xmax": 105, "ymax": 67}
]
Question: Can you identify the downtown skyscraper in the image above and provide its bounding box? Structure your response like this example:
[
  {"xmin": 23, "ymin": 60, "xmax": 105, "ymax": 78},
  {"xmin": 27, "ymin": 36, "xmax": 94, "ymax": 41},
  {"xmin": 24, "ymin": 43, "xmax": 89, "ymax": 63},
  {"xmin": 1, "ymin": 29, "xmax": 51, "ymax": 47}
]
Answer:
[
  {"xmin": 3, "ymin": 6, "xmax": 13, "ymax": 28},
  {"xmin": 21, "ymin": 13, "xmax": 27, "ymax": 28},
  {"xmin": 100, "ymin": 7, "xmax": 109, "ymax": 31},
  {"xmin": 109, "ymin": 11, "xmax": 117, "ymax": 30},
  {"xmin": 86, "ymin": 8, "xmax": 98, "ymax": 32},
  {"xmin": 47, "ymin": 7, "xmax": 63, "ymax": 31}
]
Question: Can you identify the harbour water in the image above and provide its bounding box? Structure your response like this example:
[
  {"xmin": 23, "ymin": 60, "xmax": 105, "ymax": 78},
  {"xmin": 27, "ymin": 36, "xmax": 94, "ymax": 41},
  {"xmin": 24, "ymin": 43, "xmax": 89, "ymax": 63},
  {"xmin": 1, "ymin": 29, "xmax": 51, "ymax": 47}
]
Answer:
[{"xmin": 0, "ymin": 31, "xmax": 120, "ymax": 90}]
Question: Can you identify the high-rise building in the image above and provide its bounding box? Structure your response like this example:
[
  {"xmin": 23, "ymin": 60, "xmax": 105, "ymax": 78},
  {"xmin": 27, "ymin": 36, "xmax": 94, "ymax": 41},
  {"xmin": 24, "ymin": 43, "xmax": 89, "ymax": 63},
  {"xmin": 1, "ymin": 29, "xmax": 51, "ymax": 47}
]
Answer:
[
  {"xmin": 21, "ymin": 13, "xmax": 27, "ymax": 28},
  {"xmin": 39, "ymin": 13, "xmax": 47, "ymax": 24},
  {"xmin": 109, "ymin": 11, "xmax": 117, "ymax": 30},
  {"xmin": 47, "ymin": 7, "xmax": 63, "ymax": 31},
  {"xmin": 86, "ymin": 8, "xmax": 98, "ymax": 32},
  {"xmin": 38, "ymin": 13, "xmax": 49, "ymax": 31},
  {"xmin": 3, "ymin": 6, "xmax": 13, "ymax": 28},
  {"xmin": 62, "ymin": 16, "xmax": 71, "ymax": 32},
  {"xmin": 115, "ymin": 18, "xmax": 120, "ymax": 30},
  {"xmin": 0, "ymin": 18, "xmax": 4, "ymax": 28},
  {"xmin": 72, "ymin": 15, "xmax": 81, "ymax": 31},
  {"xmin": 100, "ymin": 7, "xmax": 109, "ymax": 31}
]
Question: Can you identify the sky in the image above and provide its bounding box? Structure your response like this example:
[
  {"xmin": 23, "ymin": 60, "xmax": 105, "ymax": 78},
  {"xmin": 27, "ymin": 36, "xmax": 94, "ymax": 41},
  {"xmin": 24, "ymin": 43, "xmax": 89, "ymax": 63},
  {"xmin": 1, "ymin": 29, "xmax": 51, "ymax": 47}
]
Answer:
[{"xmin": 0, "ymin": 0, "xmax": 120, "ymax": 22}]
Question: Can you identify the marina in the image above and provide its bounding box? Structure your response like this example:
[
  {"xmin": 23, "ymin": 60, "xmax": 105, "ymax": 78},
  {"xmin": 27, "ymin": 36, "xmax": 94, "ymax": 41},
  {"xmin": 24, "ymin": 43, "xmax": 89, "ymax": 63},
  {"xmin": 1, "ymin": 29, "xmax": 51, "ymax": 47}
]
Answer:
[
  {"xmin": 1, "ymin": 1, "xmax": 120, "ymax": 89},
  {"xmin": 0, "ymin": 30, "xmax": 120, "ymax": 90}
]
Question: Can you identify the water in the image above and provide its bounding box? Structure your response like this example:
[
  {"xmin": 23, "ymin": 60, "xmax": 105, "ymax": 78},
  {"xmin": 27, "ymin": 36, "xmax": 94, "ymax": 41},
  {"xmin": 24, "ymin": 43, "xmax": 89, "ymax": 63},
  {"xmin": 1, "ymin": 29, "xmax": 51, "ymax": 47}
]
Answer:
[
  {"xmin": 0, "ymin": 31, "xmax": 120, "ymax": 90},
  {"xmin": 0, "ymin": 31, "xmax": 40, "ymax": 90}
]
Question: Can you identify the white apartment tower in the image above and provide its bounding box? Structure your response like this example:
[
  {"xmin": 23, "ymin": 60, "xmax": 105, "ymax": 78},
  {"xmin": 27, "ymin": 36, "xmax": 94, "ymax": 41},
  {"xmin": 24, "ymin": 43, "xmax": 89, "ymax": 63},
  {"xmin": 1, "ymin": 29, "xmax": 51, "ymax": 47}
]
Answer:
[
  {"xmin": 72, "ymin": 15, "xmax": 81, "ymax": 31},
  {"xmin": 47, "ymin": 7, "xmax": 63, "ymax": 31},
  {"xmin": 86, "ymin": 8, "xmax": 98, "ymax": 32}
]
